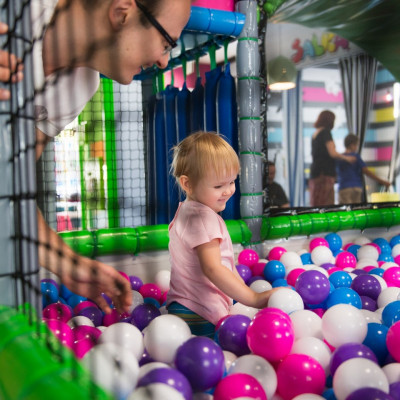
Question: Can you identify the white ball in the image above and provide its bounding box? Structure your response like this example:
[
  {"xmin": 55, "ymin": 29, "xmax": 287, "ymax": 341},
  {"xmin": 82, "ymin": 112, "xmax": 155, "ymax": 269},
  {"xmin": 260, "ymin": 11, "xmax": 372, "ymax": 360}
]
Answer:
[
  {"xmin": 99, "ymin": 322, "xmax": 144, "ymax": 360},
  {"xmin": 333, "ymin": 358, "xmax": 389, "ymax": 400},
  {"xmin": 290, "ymin": 337, "xmax": 332, "ymax": 374},
  {"xmin": 143, "ymin": 314, "xmax": 191, "ymax": 364},
  {"xmin": 310, "ymin": 265, "xmax": 329, "ymax": 278},
  {"xmin": 292, "ymin": 395, "xmax": 325, "ymax": 400},
  {"xmin": 382, "ymin": 362, "xmax": 400, "ymax": 384},
  {"xmin": 374, "ymin": 275, "xmax": 388, "ymax": 291},
  {"xmin": 356, "ymin": 259, "xmax": 379, "ymax": 269},
  {"xmin": 392, "ymin": 243, "xmax": 400, "ymax": 258},
  {"xmin": 229, "ymin": 354, "xmax": 278, "ymax": 400},
  {"xmin": 159, "ymin": 305, "xmax": 168, "ymax": 315},
  {"xmin": 322, "ymin": 304, "xmax": 368, "ymax": 348},
  {"xmin": 128, "ymin": 383, "xmax": 185, "ymax": 400},
  {"xmin": 67, "ymin": 315, "xmax": 94, "ymax": 328},
  {"xmin": 267, "ymin": 287, "xmax": 304, "ymax": 315},
  {"xmin": 138, "ymin": 362, "xmax": 170, "ymax": 380},
  {"xmin": 360, "ymin": 309, "xmax": 382, "ymax": 324},
  {"xmin": 353, "ymin": 235, "xmax": 371, "ymax": 246},
  {"xmin": 223, "ymin": 350, "xmax": 237, "ymax": 372},
  {"xmin": 154, "ymin": 270, "xmax": 171, "ymax": 292},
  {"xmin": 357, "ymin": 245, "xmax": 379, "ymax": 261},
  {"xmin": 280, "ymin": 251, "xmax": 303, "ymax": 271},
  {"xmin": 377, "ymin": 287, "xmax": 400, "ymax": 308},
  {"xmin": 229, "ymin": 302, "xmax": 259, "ymax": 319},
  {"xmin": 128, "ymin": 290, "xmax": 144, "ymax": 313},
  {"xmin": 290, "ymin": 309, "xmax": 323, "ymax": 340},
  {"xmin": 311, "ymin": 246, "xmax": 333, "ymax": 266},
  {"xmin": 83, "ymin": 342, "xmax": 139, "ymax": 399},
  {"xmin": 381, "ymin": 261, "xmax": 399, "ymax": 271},
  {"xmin": 249, "ymin": 279, "xmax": 273, "ymax": 293}
]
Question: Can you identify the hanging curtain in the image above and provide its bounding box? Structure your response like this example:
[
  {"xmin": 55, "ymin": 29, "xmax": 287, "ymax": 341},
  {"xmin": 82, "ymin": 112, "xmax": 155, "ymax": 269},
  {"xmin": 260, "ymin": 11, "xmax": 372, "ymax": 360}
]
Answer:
[
  {"xmin": 283, "ymin": 72, "xmax": 304, "ymax": 206},
  {"xmin": 339, "ymin": 54, "xmax": 378, "ymax": 149}
]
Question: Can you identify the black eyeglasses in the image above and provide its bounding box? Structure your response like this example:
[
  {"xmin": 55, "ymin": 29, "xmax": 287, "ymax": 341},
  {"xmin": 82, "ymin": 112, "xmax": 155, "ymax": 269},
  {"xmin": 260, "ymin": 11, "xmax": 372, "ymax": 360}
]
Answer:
[{"xmin": 135, "ymin": 0, "xmax": 178, "ymax": 55}]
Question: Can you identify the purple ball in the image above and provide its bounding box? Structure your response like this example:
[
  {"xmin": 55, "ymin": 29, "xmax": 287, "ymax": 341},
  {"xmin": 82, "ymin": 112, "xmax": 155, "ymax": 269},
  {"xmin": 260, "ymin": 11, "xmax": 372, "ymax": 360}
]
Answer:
[
  {"xmin": 217, "ymin": 314, "xmax": 251, "ymax": 356},
  {"xmin": 330, "ymin": 342, "xmax": 379, "ymax": 376},
  {"xmin": 390, "ymin": 382, "xmax": 400, "ymax": 400},
  {"xmin": 175, "ymin": 336, "xmax": 225, "ymax": 392},
  {"xmin": 131, "ymin": 303, "xmax": 160, "ymax": 331},
  {"xmin": 295, "ymin": 270, "xmax": 330, "ymax": 305},
  {"xmin": 78, "ymin": 306, "xmax": 103, "ymax": 327},
  {"xmin": 138, "ymin": 368, "xmax": 192, "ymax": 400},
  {"xmin": 235, "ymin": 264, "xmax": 253, "ymax": 284},
  {"xmin": 360, "ymin": 295, "xmax": 377, "ymax": 311},
  {"xmin": 320, "ymin": 262, "xmax": 336, "ymax": 271},
  {"xmin": 346, "ymin": 387, "xmax": 394, "ymax": 400},
  {"xmin": 351, "ymin": 274, "xmax": 381, "ymax": 300},
  {"xmin": 139, "ymin": 348, "xmax": 156, "ymax": 367},
  {"xmin": 129, "ymin": 275, "xmax": 143, "ymax": 291}
]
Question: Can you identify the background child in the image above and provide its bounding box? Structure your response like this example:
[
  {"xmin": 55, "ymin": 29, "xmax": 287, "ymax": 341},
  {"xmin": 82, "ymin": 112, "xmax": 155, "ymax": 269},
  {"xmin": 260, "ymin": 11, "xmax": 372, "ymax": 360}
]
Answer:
[
  {"xmin": 166, "ymin": 131, "xmax": 280, "ymax": 337},
  {"xmin": 336, "ymin": 133, "xmax": 391, "ymax": 204}
]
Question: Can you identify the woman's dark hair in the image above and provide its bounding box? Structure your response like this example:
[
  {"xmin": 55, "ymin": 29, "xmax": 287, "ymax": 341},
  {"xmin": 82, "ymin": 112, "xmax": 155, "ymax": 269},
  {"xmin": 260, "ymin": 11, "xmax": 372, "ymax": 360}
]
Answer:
[{"xmin": 314, "ymin": 110, "xmax": 335, "ymax": 130}]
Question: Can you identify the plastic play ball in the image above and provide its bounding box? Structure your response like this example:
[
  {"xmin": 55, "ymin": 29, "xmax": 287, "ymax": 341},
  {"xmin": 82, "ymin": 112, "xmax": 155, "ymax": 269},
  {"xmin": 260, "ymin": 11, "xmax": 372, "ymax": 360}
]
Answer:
[
  {"xmin": 251, "ymin": 262, "xmax": 267, "ymax": 277},
  {"xmin": 238, "ymin": 249, "xmax": 259, "ymax": 268},
  {"xmin": 128, "ymin": 383, "xmax": 185, "ymax": 400},
  {"xmin": 267, "ymin": 287, "xmax": 305, "ymax": 314},
  {"xmin": 78, "ymin": 306, "xmax": 103, "ymax": 327},
  {"xmin": 290, "ymin": 309, "xmax": 323, "ymax": 340},
  {"xmin": 263, "ymin": 260, "xmax": 286, "ymax": 282},
  {"xmin": 175, "ymin": 336, "xmax": 224, "ymax": 392},
  {"xmin": 229, "ymin": 354, "xmax": 277, "ymax": 400},
  {"xmin": 295, "ymin": 270, "xmax": 331, "ymax": 305},
  {"xmin": 41, "ymin": 280, "xmax": 59, "ymax": 305},
  {"xmin": 310, "ymin": 237, "xmax": 329, "ymax": 251},
  {"xmin": 351, "ymin": 274, "xmax": 381, "ymax": 299},
  {"xmin": 362, "ymin": 323, "xmax": 389, "ymax": 365},
  {"xmin": 217, "ymin": 314, "xmax": 251, "ymax": 356},
  {"xmin": 139, "ymin": 283, "xmax": 162, "ymax": 303},
  {"xmin": 311, "ymin": 246, "xmax": 333, "ymax": 266},
  {"xmin": 42, "ymin": 303, "xmax": 73, "ymax": 323},
  {"xmin": 325, "ymin": 287, "xmax": 362, "ymax": 309},
  {"xmin": 322, "ymin": 304, "xmax": 368, "ymax": 348},
  {"xmin": 132, "ymin": 303, "xmax": 161, "ymax": 331},
  {"xmin": 229, "ymin": 302, "xmax": 258, "ymax": 319},
  {"xmin": 236, "ymin": 264, "xmax": 253, "ymax": 284},
  {"xmin": 144, "ymin": 315, "xmax": 191, "ymax": 364},
  {"xmin": 383, "ymin": 266, "xmax": 400, "ymax": 287},
  {"xmin": 276, "ymin": 353, "xmax": 326, "ymax": 400},
  {"xmin": 68, "ymin": 315, "xmax": 95, "ymax": 328},
  {"xmin": 246, "ymin": 308, "xmax": 294, "ymax": 362},
  {"xmin": 325, "ymin": 233, "xmax": 343, "ymax": 252},
  {"xmin": 102, "ymin": 308, "xmax": 122, "ymax": 327},
  {"xmin": 154, "ymin": 270, "xmax": 171, "ymax": 292},
  {"xmin": 382, "ymin": 300, "xmax": 400, "ymax": 327},
  {"xmin": 336, "ymin": 251, "xmax": 357, "ymax": 269},
  {"xmin": 99, "ymin": 322, "xmax": 144, "ymax": 360},
  {"xmin": 386, "ymin": 321, "xmax": 400, "ymax": 362},
  {"xmin": 332, "ymin": 358, "xmax": 389, "ymax": 400},
  {"xmin": 287, "ymin": 268, "xmax": 306, "ymax": 287},
  {"xmin": 346, "ymin": 387, "xmax": 393, "ymax": 400},
  {"xmin": 223, "ymin": 350, "xmax": 237, "ymax": 372},
  {"xmin": 330, "ymin": 342, "xmax": 378, "ymax": 376},
  {"xmin": 83, "ymin": 342, "xmax": 140, "ymax": 399},
  {"xmin": 44, "ymin": 319, "xmax": 74, "ymax": 349},
  {"xmin": 382, "ymin": 363, "xmax": 400, "ymax": 384},
  {"xmin": 249, "ymin": 279, "xmax": 272, "ymax": 293},
  {"xmin": 329, "ymin": 270, "xmax": 353, "ymax": 288},
  {"xmin": 377, "ymin": 287, "xmax": 400, "ymax": 308},
  {"xmin": 213, "ymin": 373, "xmax": 267, "ymax": 400},
  {"xmin": 72, "ymin": 324, "xmax": 102, "ymax": 343},
  {"xmin": 129, "ymin": 275, "xmax": 143, "ymax": 291},
  {"xmin": 268, "ymin": 246, "xmax": 287, "ymax": 261},
  {"xmin": 357, "ymin": 245, "xmax": 380, "ymax": 261},
  {"xmin": 137, "ymin": 367, "xmax": 192, "ymax": 400},
  {"xmin": 280, "ymin": 251, "xmax": 303, "ymax": 270}
]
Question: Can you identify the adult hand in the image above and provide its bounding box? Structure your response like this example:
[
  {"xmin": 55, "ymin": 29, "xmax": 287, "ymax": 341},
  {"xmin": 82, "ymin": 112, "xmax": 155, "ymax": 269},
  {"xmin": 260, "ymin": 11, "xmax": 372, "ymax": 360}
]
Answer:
[{"xmin": 0, "ymin": 22, "xmax": 24, "ymax": 100}]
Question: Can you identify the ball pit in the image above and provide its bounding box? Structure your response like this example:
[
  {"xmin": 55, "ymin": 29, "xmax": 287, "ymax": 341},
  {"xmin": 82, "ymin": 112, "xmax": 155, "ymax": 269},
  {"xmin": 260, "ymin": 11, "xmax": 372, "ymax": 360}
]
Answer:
[{"xmin": 40, "ymin": 232, "xmax": 400, "ymax": 399}]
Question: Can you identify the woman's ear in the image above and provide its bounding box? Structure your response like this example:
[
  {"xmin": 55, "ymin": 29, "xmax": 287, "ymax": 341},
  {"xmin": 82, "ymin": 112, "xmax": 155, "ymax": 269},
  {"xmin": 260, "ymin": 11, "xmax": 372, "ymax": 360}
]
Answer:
[
  {"xmin": 179, "ymin": 175, "xmax": 191, "ymax": 195},
  {"xmin": 109, "ymin": 0, "xmax": 133, "ymax": 30}
]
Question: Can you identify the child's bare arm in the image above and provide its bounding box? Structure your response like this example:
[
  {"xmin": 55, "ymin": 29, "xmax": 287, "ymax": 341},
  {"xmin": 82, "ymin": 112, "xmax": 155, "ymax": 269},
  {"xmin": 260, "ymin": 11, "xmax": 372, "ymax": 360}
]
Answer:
[
  {"xmin": 196, "ymin": 239, "xmax": 280, "ymax": 309},
  {"xmin": 362, "ymin": 167, "xmax": 391, "ymax": 187}
]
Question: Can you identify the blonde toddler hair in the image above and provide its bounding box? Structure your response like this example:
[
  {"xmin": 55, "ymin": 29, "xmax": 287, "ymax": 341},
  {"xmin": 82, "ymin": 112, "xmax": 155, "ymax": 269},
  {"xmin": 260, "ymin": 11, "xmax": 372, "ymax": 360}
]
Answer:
[{"xmin": 171, "ymin": 131, "xmax": 240, "ymax": 188}]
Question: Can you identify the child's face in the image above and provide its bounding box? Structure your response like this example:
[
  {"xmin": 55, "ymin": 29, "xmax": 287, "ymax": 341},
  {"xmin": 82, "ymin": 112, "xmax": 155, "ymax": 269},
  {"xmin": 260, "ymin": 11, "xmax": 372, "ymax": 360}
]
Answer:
[{"xmin": 188, "ymin": 170, "xmax": 238, "ymax": 213}]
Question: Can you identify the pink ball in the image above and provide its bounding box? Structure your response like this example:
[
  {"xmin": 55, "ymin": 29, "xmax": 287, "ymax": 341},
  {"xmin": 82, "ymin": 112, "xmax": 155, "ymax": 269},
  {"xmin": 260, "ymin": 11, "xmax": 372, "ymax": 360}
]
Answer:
[
  {"xmin": 118, "ymin": 271, "xmax": 130, "ymax": 281},
  {"xmin": 312, "ymin": 308, "xmax": 325, "ymax": 318},
  {"xmin": 139, "ymin": 283, "xmax": 162, "ymax": 302},
  {"xmin": 286, "ymin": 268, "xmax": 305, "ymax": 287},
  {"xmin": 310, "ymin": 237, "xmax": 329, "ymax": 251},
  {"xmin": 327, "ymin": 267, "xmax": 342, "ymax": 276},
  {"xmin": 73, "ymin": 325, "xmax": 102, "ymax": 342},
  {"xmin": 335, "ymin": 251, "xmax": 357, "ymax": 269},
  {"xmin": 276, "ymin": 354, "xmax": 326, "ymax": 400},
  {"xmin": 268, "ymin": 246, "xmax": 287, "ymax": 261},
  {"xmin": 215, "ymin": 314, "xmax": 230, "ymax": 331},
  {"xmin": 383, "ymin": 266, "xmax": 400, "ymax": 287},
  {"xmin": 102, "ymin": 308, "xmax": 122, "ymax": 327},
  {"xmin": 363, "ymin": 266, "xmax": 376, "ymax": 272},
  {"xmin": 387, "ymin": 320, "xmax": 400, "ymax": 362},
  {"xmin": 42, "ymin": 303, "xmax": 73, "ymax": 323},
  {"xmin": 238, "ymin": 249, "xmax": 259, "ymax": 268},
  {"xmin": 73, "ymin": 300, "xmax": 99, "ymax": 314},
  {"xmin": 159, "ymin": 291, "xmax": 168, "ymax": 305},
  {"xmin": 343, "ymin": 243, "xmax": 355, "ymax": 251},
  {"xmin": 246, "ymin": 308, "xmax": 294, "ymax": 362},
  {"xmin": 45, "ymin": 319, "xmax": 74, "ymax": 349},
  {"xmin": 73, "ymin": 337, "xmax": 95, "ymax": 359},
  {"xmin": 213, "ymin": 373, "xmax": 267, "ymax": 400},
  {"xmin": 394, "ymin": 255, "xmax": 400, "ymax": 266},
  {"xmin": 252, "ymin": 262, "xmax": 266, "ymax": 277}
]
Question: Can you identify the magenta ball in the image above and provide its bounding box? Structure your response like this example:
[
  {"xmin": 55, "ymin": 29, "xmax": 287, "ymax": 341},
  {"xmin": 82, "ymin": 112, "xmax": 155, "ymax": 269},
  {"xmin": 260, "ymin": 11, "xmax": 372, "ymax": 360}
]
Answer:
[
  {"xmin": 246, "ymin": 308, "xmax": 294, "ymax": 362},
  {"xmin": 310, "ymin": 237, "xmax": 329, "ymax": 251},
  {"xmin": 72, "ymin": 325, "xmax": 102, "ymax": 342},
  {"xmin": 383, "ymin": 266, "xmax": 400, "ymax": 287},
  {"xmin": 42, "ymin": 303, "xmax": 73, "ymax": 323},
  {"xmin": 336, "ymin": 251, "xmax": 357, "ymax": 269},
  {"xmin": 268, "ymin": 246, "xmax": 287, "ymax": 261},
  {"xmin": 276, "ymin": 354, "xmax": 326, "ymax": 400},
  {"xmin": 175, "ymin": 336, "xmax": 225, "ymax": 392},
  {"xmin": 295, "ymin": 269, "xmax": 331, "ymax": 304},
  {"xmin": 287, "ymin": 268, "xmax": 305, "ymax": 287},
  {"xmin": 73, "ymin": 300, "xmax": 98, "ymax": 314},
  {"xmin": 139, "ymin": 283, "xmax": 162, "ymax": 302},
  {"xmin": 102, "ymin": 308, "xmax": 122, "ymax": 327},
  {"xmin": 238, "ymin": 249, "xmax": 259, "ymax": 268},
  {"xmin": 73, "ymin": 337, "xmax": 95, "ymax": 359},
  {"xmin": 45, "ymin": 319, "xmax": 74, "ymax": 349},
  {"xmin": 217, "ymin": 314, "xmax": 251, "ymax": 356},
  {"xmin": 386, "ymin": 321, "xmax": 400, "ymax": 362},
  {"xmin": 214, "ymin": 373, "xmax": 267, "ymax": 400},
  {"xmin": 252, "ymin": 262, "xmax": 267, "ymax": 277}
]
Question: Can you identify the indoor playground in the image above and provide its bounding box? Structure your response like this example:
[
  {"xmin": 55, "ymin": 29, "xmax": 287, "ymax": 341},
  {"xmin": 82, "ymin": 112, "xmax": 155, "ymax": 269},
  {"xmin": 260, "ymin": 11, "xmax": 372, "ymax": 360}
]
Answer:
[{"xmin": 2, "ymin": 0, "xmax": 400, "ymax": 399}]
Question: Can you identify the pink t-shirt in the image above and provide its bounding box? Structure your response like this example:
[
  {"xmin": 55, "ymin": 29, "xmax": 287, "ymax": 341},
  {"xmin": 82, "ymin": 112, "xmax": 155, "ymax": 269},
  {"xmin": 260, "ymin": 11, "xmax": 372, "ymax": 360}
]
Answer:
[{"xmin": 166, "ymin": 200, "xmax": 234, "ymax": 324}]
